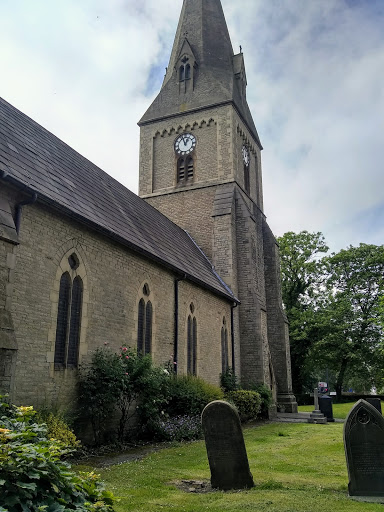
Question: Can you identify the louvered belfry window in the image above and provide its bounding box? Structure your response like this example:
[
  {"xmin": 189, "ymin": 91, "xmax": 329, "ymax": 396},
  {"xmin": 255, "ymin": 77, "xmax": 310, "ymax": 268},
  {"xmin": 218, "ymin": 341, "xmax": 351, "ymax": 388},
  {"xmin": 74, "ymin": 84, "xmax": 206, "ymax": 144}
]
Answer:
[
  {"xmin": 137, "ymin": 284, "xmax": 153, "ymax": 356},
  {"xmin": 54, "ymin": 271, "xmax": 83, "ymax": 369},
  {"xmin": 178, "ymin": 156, "xmax": 194, "ymax": 182},
  {"xmin": 187, "ymin": 305, "xmax": 197, "ymax": 375}
]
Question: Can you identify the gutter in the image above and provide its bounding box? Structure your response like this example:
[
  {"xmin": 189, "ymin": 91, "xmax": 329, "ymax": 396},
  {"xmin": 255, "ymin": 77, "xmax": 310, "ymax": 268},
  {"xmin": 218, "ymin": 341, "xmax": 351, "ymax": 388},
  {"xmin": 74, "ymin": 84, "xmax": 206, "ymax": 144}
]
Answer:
[{"xmin": 231, "ymin": 302, "xmax": 237, "ymax": 373}]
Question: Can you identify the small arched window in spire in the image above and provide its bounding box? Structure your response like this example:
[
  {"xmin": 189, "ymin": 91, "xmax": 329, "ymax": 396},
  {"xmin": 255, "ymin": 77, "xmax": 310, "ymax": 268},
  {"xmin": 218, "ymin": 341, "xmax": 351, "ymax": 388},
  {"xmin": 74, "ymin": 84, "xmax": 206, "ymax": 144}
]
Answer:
[{"xmin": 179, "ymin": 56, "xmax": 191, "ymax": 83}]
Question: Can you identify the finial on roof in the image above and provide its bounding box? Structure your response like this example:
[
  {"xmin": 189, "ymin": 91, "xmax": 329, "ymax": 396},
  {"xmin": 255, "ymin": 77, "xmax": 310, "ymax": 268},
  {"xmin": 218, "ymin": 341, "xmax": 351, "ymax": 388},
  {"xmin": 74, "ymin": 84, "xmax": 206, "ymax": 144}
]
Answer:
[{"xmin": 240, "ymin": 45, "xmax": 242, "ymax": 53}]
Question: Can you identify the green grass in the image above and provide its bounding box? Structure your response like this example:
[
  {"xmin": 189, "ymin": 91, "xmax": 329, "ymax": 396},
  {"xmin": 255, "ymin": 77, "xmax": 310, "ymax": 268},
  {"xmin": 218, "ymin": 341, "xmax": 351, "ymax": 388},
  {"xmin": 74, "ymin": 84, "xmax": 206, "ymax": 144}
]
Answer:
[{"xmin": 78, "ymin": 422, "xmax": 384, "ymax": 511}]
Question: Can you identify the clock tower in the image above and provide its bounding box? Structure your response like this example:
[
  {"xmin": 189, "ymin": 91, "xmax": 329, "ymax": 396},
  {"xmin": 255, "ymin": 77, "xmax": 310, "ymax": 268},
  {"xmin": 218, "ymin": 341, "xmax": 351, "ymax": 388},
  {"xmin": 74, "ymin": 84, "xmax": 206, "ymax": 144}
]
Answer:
[{"xmin": 138, "ymin": 0, "xmax": 297, "ymax": 412}]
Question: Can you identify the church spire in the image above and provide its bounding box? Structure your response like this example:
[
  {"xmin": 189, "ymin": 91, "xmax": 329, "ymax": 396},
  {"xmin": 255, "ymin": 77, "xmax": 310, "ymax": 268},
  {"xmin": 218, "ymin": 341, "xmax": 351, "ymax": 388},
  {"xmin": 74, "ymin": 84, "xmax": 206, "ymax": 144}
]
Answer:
[{"xmin": 139, "ymin": 0, "xmax": 261, "ymax": 147}]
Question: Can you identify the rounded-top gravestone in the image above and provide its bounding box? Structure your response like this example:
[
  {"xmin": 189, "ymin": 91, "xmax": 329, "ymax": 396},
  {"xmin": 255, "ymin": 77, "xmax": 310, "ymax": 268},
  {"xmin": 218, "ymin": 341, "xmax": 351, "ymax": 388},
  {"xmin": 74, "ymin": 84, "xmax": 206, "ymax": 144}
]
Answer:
[
  {"xmin": 344, "ymin": 399, "xmax": 384, "ymax": 500},
  {"xmin": 202, "ymin": 400, "xmax": 254, "ymax": 491}
]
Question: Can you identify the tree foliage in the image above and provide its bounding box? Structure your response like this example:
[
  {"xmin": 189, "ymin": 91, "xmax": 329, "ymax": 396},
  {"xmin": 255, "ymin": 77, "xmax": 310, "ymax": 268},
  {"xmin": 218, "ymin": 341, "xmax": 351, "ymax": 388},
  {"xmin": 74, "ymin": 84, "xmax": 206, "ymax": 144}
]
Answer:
[
  {"xmin": 278, "ymin": 232, "xmax": 384, "ymax": 399},
  {"xmin": 277, "ymin": 231, "xmax": 329, "ymax": 395}
]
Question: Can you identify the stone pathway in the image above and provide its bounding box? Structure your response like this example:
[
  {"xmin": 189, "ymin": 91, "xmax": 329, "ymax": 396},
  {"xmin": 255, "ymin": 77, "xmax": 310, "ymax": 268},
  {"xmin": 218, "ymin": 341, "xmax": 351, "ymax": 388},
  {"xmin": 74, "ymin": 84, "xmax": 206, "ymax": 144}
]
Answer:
[{"xmin": 276, "ymin": 412, "xmax": 344, "ymax": 423}]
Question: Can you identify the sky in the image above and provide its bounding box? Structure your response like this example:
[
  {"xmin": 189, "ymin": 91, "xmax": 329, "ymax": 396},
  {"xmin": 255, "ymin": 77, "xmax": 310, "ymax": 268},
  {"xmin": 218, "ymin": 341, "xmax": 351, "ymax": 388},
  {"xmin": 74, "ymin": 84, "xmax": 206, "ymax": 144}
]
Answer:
[{"xmin": 1, "ymin": 0, "xmax": 383, "ymax": 253}]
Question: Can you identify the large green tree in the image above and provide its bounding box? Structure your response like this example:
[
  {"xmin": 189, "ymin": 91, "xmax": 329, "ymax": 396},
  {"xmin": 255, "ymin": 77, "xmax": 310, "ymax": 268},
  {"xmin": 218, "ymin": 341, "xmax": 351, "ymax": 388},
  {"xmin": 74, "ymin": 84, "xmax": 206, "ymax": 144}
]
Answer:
[
  {"xmin": 309, "ymin": 244, "xmax": 384, "ymax": 399},
  {"xmin": 277, "ymin": 231, "xmax": 329, "ymax": 395}
]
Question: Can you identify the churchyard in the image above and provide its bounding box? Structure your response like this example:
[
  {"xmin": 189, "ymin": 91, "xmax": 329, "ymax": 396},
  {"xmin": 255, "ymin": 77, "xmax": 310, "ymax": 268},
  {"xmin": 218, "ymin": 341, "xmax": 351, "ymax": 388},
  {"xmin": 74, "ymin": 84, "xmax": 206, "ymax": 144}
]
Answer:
[{"xmin": 79, "ymin": 420, "xmax": 383, "ymax": 512}]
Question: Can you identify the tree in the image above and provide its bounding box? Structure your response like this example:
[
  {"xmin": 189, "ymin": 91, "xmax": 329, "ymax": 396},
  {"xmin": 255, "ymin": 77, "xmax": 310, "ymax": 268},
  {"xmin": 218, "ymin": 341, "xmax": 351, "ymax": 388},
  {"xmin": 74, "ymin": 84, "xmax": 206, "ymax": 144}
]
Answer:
[
  {"xmin": 309, "ymin": 244, "xmax": 384, "ymax": 400},
  {"xmin": 277, "ymin": 231, "xmax": 329, "ymax": 395}
]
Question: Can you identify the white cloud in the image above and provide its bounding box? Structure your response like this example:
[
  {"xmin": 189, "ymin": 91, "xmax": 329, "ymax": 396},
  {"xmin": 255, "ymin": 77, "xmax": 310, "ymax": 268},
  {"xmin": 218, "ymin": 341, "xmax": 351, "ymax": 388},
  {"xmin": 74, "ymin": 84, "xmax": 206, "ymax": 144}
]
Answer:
[{"xmin": 0, "ymin": 0, "xmax": 383, "ymax": 252}]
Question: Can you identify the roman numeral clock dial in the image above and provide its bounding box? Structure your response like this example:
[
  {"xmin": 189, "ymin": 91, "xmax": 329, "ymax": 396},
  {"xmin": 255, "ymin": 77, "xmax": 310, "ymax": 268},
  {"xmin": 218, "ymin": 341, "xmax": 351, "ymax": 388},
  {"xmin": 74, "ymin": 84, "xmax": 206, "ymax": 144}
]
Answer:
[{"xmin": 174, "ymin": 133, "xmax": 196, "ymax": 155}]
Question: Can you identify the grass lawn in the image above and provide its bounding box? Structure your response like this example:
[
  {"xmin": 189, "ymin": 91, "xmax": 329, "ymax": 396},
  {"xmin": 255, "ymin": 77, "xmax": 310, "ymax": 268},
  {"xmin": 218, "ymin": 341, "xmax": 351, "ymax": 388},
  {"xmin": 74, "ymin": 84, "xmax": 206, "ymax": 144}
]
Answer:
[{"xmin": 79, "ymin": 422, "xmax": 384, "ymax": 512}]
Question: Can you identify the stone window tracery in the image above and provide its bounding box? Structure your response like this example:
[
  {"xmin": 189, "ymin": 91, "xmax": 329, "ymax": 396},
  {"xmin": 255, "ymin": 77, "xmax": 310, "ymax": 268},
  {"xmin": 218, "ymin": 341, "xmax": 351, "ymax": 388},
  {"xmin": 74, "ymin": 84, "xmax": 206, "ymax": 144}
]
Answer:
[{"xmin": 54, "ymin": 261, "xmax": 83, "ymax": 369}]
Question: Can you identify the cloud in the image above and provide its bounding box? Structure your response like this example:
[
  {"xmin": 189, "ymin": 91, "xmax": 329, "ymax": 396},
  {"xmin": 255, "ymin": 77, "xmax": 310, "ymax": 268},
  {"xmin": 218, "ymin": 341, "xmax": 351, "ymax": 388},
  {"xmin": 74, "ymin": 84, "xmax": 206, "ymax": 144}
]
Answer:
[{"xmin": 0, "ymin": 0, "xmax": 383, "ymax": 252}]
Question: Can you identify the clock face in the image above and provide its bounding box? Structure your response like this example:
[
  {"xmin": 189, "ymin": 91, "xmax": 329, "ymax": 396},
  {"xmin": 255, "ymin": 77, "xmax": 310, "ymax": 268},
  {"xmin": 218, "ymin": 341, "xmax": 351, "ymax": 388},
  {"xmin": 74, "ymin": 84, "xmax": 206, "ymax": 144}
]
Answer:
[
  {"xmin": 174, "ymin": 133, "xmax": 196, "ymax": 155},
  {"xmin": 242, "ymin": 145, "xmax": 250, "ymax": 166}
]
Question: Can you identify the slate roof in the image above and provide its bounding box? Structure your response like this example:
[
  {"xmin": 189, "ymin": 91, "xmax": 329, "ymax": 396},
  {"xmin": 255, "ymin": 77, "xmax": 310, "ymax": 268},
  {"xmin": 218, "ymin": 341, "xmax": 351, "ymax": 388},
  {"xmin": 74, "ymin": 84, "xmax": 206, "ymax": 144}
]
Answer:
[{"xmin": 0, "ymin": 97, "xmax": 237, "ymax": 302}]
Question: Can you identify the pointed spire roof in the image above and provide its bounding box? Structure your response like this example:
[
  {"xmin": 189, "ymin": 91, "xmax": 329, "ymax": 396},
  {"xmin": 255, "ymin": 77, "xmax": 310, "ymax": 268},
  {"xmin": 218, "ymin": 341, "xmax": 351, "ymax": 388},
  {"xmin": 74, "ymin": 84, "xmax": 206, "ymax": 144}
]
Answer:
[{"xmin": 139, "ymin": 0, "xmax": 261, "ymax": 147}]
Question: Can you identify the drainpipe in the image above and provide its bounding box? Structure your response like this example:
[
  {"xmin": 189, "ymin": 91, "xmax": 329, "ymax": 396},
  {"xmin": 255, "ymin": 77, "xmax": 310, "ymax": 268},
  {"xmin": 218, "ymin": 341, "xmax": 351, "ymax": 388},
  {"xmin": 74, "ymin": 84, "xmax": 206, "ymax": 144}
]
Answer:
[
  {"xmin": 15, "ymin": 193, "xmax": 38, "ymax": 234},
  {"xmin": 231, "ymin": 302, "xmax": 238, "ymax": 374},
  {"xmin": 174, "ymin": 273, "xmax": 187, "ymax": 374}
]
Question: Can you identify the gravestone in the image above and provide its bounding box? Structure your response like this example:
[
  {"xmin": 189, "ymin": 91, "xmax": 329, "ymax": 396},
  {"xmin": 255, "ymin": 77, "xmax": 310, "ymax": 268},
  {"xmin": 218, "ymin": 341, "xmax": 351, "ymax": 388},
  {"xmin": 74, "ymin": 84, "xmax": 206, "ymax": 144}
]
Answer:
[
  {"xmin": 308, "ymin": 388, "xmax": 327, "ymax": 424},
  {"xmin": 201, "ymin": 400, "xmax": 254, "ymax": 490},
  {"xmin": 365, "ymin": 398, "xmax": 382, "ymax": 415},
  {"xmin": 344, "ymin": 399, "xmax": 384, "ymax": 501}
]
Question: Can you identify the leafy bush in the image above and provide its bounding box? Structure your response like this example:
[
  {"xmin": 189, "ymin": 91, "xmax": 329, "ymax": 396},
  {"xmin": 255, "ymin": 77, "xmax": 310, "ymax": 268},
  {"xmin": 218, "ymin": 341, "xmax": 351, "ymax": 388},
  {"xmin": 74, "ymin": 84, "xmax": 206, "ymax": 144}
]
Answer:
[
  {"xmin": 158, "ymin": 415, "xmax": 202, "ymax": 442},
  {"xmin": 78, "ymin": 347, "xmax": 169, "ymax": 444},
  {"xmin": 225, "ymin": 390, "xmax": 261, "ymax": 422},
  {"xmin": 35, "ymin": 411, "xmax": 80, "ymax": 451},
  {"xmin": 245, "ymin": 383, "xmax": 273, "ymax": 418},
  {"xmin": 220, "ymin": 367, "xmax": 238, "ymax": 392},
  {"xmin": 166, "ymin": 375, "xmax": 223, "ymax": 417},
  {"xmin": 0, "ymin": 396, "xmax": 115, "ymax": 511}
]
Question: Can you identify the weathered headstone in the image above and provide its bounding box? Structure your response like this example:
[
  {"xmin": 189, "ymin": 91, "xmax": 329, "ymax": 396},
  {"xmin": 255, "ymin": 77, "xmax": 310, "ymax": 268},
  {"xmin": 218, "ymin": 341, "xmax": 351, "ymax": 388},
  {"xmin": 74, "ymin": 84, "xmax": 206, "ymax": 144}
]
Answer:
[
  {"xmin": 308, "ymin": 388, "xmax": 327, "ymax": 424},
  {"xmin": 201, "ymin": 400, "xmax": 254, "ymax": 490},
  {"xmin": 344, "ymin": 399, "xmax": 384, "ymax": 501}
]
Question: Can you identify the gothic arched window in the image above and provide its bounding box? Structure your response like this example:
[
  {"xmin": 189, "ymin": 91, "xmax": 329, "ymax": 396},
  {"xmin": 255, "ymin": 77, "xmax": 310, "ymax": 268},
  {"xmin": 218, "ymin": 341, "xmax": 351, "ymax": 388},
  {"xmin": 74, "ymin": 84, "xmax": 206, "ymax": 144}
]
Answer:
[
  {"xmin": 179, "ymin": 56, "xmax": 191, "ymax": 83},
  {"xmin": 221, "ymin": 318, "xmax": 229, "ymax": 373},
  {"xmin": 54, "ymin": 267, "xmax": 83, "ymax": 369},
  {"xmin": 187, "ymin": 304, "xmax": 197, "ymax": 375},
  {"xmin": 137, "ymin": 284, "xmax": 153, "ymax": 355},
  {"xmin": 244, "ymin": 164, "xmax": 250, "ymax": 194}
]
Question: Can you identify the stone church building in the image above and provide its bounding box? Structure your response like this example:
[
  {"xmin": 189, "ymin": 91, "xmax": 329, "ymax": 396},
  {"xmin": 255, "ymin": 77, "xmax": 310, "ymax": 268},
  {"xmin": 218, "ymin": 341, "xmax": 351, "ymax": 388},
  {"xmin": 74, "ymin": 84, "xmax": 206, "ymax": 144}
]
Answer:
[{"xmin": 0, "ymin": 0, "xmax": 297, "ymax": 413}]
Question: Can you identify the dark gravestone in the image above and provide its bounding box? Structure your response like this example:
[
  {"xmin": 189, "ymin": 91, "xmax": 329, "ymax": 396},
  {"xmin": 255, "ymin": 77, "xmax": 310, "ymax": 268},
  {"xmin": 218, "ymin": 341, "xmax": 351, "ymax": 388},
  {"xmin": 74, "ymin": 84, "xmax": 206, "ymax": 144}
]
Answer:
[
  {"xmin": 365, "ymin": 398, "xmax": 382, "ymax": 415},
  {"xmin": 318, "ymin": 395, "xmax": 334, "ymax": 422},
  {"xmin": 344, "ymin": 399, "xmax": 384, "ymax": 500},
  {"xmin": 202, "ymin": 400, "xmax": 254, "ymax": 490}
]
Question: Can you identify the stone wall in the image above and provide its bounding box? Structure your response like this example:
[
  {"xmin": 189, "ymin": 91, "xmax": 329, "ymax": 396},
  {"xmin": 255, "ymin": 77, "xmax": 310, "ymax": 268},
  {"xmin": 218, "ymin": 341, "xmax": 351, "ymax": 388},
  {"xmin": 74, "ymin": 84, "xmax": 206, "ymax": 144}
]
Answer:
[{"xmin": 1, "ymin": 183, "xmax": 232, "ymax": 410}]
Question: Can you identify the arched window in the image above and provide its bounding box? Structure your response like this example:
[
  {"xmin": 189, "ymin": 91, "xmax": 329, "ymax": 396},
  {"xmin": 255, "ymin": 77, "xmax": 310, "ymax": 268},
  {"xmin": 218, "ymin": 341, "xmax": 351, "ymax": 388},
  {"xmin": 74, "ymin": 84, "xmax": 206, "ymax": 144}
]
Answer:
[
  {"xmin": 187, "ymin": 304, "xmax": 197, "ymax": 375},
  {"xmin": 54, "ymin": 267, "xmax": 83, "ymax": 369},
  {"xmin": 178, "ymin": 156, "xmax": 194, "ymax": 182},
  {"xmin": 244, "ymin": 164, "xmax": 250, "ymax": 194},
  {"xmin": 137, "ymin": 284, "xmax": 153, "ymax": 355},
  {"xmin": 179, "ymin": 57, "xmax": 191, "ymax": 83},
  {"xmin": 221, "ymin": 318, "xmax": 229, "ymax": 373}
]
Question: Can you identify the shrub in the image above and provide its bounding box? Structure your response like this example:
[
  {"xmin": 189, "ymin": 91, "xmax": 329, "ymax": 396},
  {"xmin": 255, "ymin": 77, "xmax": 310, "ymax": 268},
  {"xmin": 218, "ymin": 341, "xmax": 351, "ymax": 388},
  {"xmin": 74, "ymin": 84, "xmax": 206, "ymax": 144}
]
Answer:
[
  {"xmin": 225, "ymin": 390, "xmax": 261, "ymax": 422},
  {"xmin": 0, "ymin": 396, "xmax": 115, "ymax": 511},
  {"xmin": 158, "ymin": 415, "xmax": 202, "ymax": 442},
  {"xmin": 245, "ymin": 382, "xmax": 273, "ymax": 418},
  {"xmin": 166, "ymin": 375, "xmax": 223, "ymax": 417},
  {"xmin": 220, "ymin": 367, "xmax": 238, "ymax": 392},
  {"xmin": 35, "ymin": 411, "xmax": 80, "ymax": 451},
  {"xmin": 78, "ymin": 347, "xmax": 169, "ymax": 444}
]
